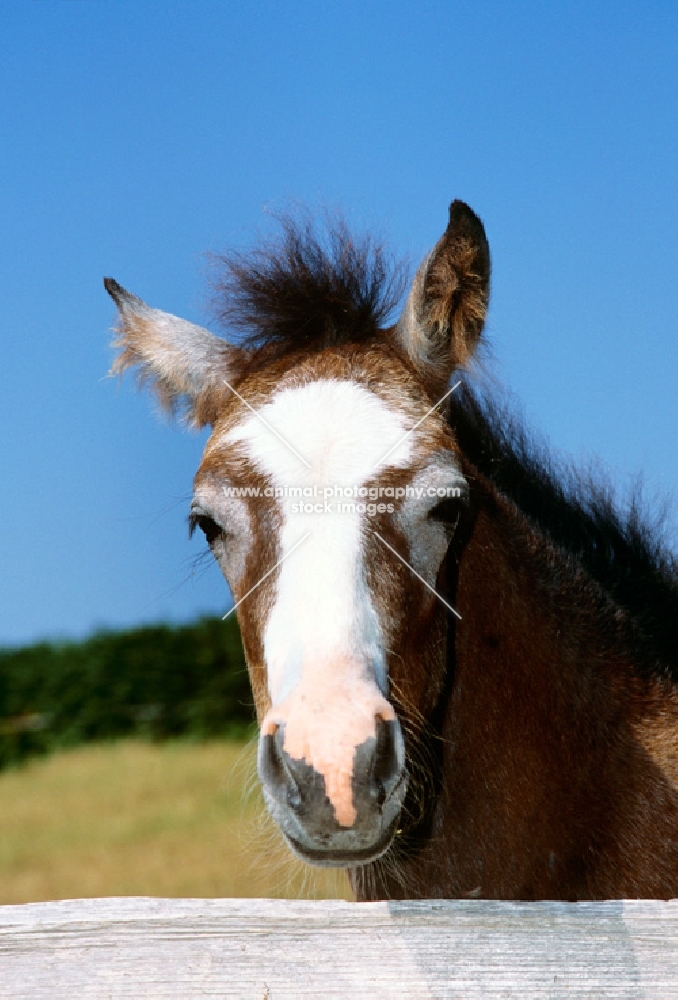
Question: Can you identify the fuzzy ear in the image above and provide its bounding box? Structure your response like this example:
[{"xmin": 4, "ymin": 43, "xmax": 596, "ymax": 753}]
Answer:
[
  {"xmin": 105, "ymin": 278, "xmax": 239, "ymax": 427},
  {"xmin": 394, "ymin": 200, "xmax": 490, "ymax": 391}
]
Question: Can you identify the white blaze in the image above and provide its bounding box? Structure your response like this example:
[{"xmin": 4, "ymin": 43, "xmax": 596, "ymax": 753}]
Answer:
[{"xmin": 225, "ymin": 379, "xmax": 412, "ymax": 703}]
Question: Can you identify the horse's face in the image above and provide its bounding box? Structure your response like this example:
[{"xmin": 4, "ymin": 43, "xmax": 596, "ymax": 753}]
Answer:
[
  {"xmin": 106, "ymin": 200, "xmax": 489, "ymax": 867},
  {"xmin": 192, "ymin": 352, "xmax": 466, "ymax": 863}
]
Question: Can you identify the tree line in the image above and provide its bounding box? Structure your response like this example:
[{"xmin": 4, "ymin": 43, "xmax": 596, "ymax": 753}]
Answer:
[{"xmin": 0, "ymin": 617, "xmax": 254, "ymax": 768}]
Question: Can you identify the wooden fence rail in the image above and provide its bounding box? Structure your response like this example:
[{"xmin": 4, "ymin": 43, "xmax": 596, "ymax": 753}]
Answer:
[{"xmin": 0, "ymin": 897, "xmax": 677, "ymax": 998}]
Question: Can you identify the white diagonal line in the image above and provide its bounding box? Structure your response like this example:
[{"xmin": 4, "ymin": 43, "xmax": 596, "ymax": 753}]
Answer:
[
  {"xmin": 372, "ymin": 380, "xmax": 461, "ymax": 470},
  {"xmin": 223, "ymin": 379, "xmax": 311, "ymax": 468},
  {"xmin": 222, "ymin": 532, "xmax": 311, "ymax": 620},
  {"xmin": 373, "ymin": 531, "xmax": 462, "ymax": 620}
]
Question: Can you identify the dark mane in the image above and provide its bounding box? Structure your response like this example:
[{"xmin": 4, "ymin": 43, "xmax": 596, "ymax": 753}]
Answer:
[
  {"xmin": 211, "ymin": 212, "xmax": 408, "ymax": 365},
  {"xmin": 450, "ymin": 384, "xmax": 678, "ymax": 679}
]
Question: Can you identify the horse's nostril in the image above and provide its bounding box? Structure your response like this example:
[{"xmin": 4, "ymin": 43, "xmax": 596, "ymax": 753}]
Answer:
[
  {"xmin": 259, "ymin": 729, "xmax": 284, "ymax": 786},
  {"xmin": 259, "ymin": 727, "xmax": 303, "ymax": 812},
  {"xmin": 373, "ymin": 717, "xmax": 404, "ymax": 799}
]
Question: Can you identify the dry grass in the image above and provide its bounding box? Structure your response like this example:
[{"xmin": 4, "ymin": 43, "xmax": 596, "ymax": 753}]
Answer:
[{"xmin": 0, "ymin": 739, "xmax": 351, "ymax": 904}]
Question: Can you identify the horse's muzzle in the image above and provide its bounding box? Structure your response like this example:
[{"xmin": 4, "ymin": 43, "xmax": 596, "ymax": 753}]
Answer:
[{"xmin": 257, "ymin": 717, "xmax": 408, "ymax": 866}]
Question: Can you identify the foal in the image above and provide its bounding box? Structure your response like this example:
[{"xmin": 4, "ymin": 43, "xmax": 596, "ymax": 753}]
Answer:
[{"xmin": 106, "ymin": 201, "xmax": 678, "ymax": 899}]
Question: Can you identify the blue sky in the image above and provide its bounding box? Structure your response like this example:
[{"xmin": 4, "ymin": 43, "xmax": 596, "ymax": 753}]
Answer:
[{"xmin": 1, "ymin": 2, "xmax": 677, "ymax": 646}]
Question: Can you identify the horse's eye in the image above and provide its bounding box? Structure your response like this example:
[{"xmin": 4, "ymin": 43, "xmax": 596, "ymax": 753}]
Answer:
[
  {"xmin": 189, "ymin": 512, "xmax": 223, "ymax": 546},
  {"xmin": 428, "ymin": 498, "xmax": 461, "ymax": 525}
]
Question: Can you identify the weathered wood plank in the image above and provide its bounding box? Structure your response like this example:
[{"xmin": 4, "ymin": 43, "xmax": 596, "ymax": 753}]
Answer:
[{"xmin": 0, "ymin": 897, "xmax": 677, "ymax": 999}]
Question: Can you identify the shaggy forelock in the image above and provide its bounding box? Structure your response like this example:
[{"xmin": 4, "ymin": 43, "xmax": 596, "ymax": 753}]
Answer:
[{"xmin": 209, "ymin": 212, "xmax": 410, "ymax": 367}]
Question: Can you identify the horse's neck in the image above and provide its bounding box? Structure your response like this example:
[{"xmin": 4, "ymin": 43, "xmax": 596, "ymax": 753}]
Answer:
[
  {"xmin": 354, "ymin": 485, "xmax": 678, "ymax": 900},
  {"xmin": 445, "ymin": 496, "xmax": 629, "ymax": 895}
]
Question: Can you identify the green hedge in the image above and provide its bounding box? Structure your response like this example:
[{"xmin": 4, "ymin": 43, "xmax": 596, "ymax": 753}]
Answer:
[{"xmin": 0, "ymin": 616, "xmax": 254, "ymax": 768}]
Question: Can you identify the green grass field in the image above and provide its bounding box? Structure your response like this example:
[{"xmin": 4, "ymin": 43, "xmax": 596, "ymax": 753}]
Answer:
[{"xmin": 0, "ymin": 740, "xmax": 351, "ymax": 904}]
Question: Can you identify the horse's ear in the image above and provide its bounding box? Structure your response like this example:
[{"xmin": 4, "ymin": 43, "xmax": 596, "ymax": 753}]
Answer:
[
  {"xmin": 394, "ymin": 200, "xmax": 490, "ymax": 390},
  {"xmin": 105, "ymin": 278, "xmax": 239, "ymax": 427}
]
